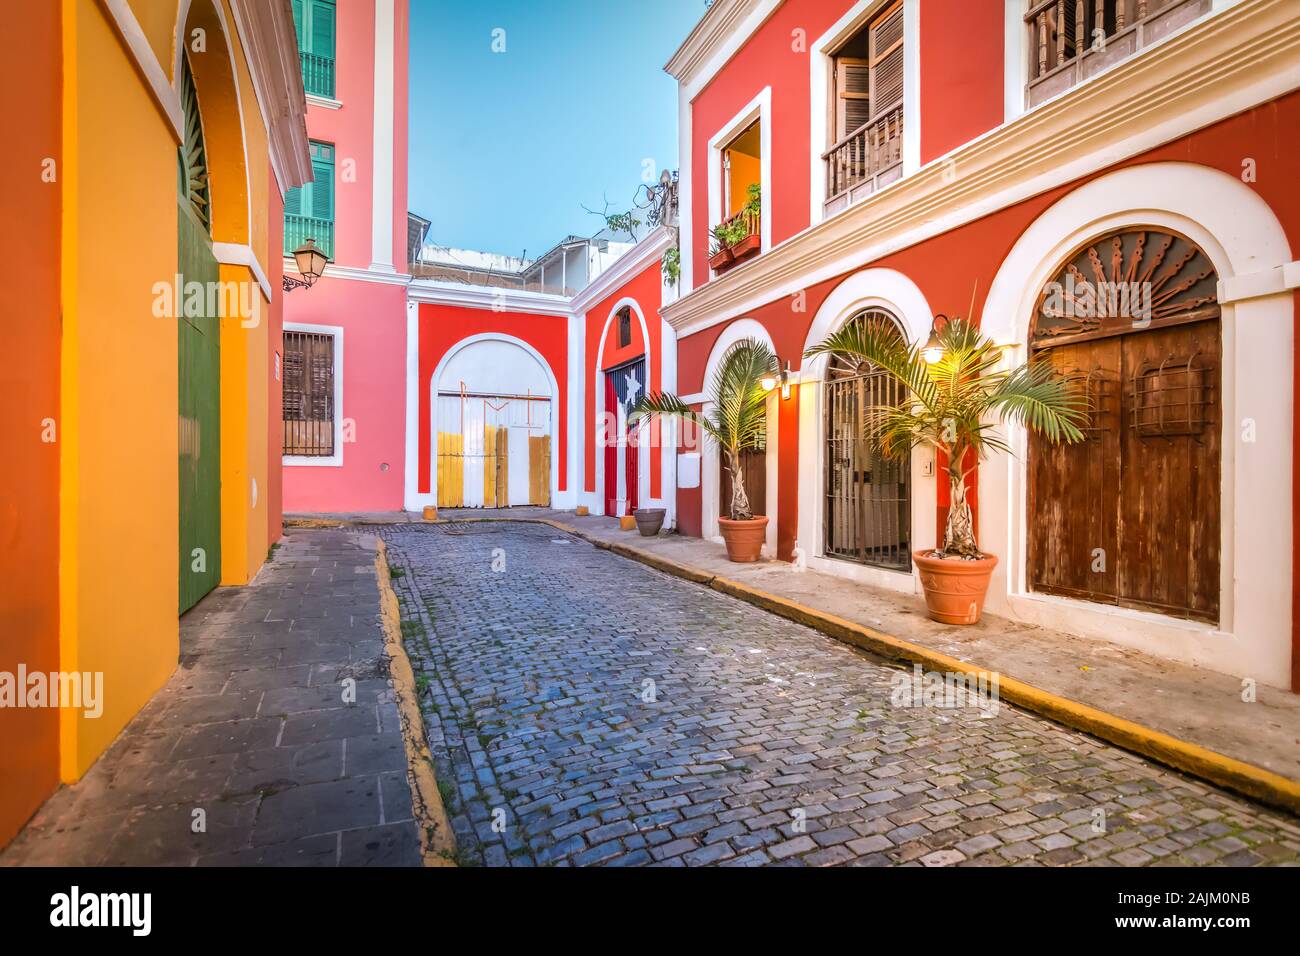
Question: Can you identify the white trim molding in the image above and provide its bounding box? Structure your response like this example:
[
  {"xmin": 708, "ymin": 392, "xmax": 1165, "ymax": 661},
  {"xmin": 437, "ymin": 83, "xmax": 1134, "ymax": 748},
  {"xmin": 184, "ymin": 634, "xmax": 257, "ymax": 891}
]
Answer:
[
  {"xmin": 283, "ymin": 322, "xmax": 345, "ymax": 468},
  {"xmin": 796, "ymin": 268, "xmax": 938, "ymax": 592},
  {"xmin": 570, "ymin": 226, "xmax": 675, "ymax": 315},
  {"xmin": 980, "ymin": 161, "xmax": 1293, "ymax": 688},
  {"xmin": 429, "ymin": 333, "xmax": 562, "ymax": 509},
  {"xmin": 403, "ymin": 299, "xmax": 430, "ymax": 512},
  {"xmin": 591, "ymin": 298, "xmax": 655, "ymax": 517},
  {"xmin": 707, "ymin": 87, "xmax": 773, "ymax": 260},
  {"xmin": 214, "ymin": 242, "xmax": 272, "ymax": 302},
  {"xmin": 100, "ymin": 0, "xmax": 183, "ymax": 140},
  {"xmin": 697, "ymin": 319, "xmax": 779, "ymax": 557},
  {"xmin": 369, "ymin": 0, "xmax": 397, "ymax": 273},
  {"xmin": 408, "ymin": 279, "xmax": 571, "ymax": 316},
  {"xmin": 663, "ymin": 0, "xmax": 1300, "ymax": 337}
]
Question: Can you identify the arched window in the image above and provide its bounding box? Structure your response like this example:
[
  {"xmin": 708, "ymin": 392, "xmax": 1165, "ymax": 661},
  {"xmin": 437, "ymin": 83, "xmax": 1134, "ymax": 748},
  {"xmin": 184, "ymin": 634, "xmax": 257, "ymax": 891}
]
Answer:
[
  {"xmin": 1027, "ymin": 227, "xmax": 1221, "ymax": 622},
  {"xmin": 823, "ymin": 308, "xmax": 911, "ymax": 571}
]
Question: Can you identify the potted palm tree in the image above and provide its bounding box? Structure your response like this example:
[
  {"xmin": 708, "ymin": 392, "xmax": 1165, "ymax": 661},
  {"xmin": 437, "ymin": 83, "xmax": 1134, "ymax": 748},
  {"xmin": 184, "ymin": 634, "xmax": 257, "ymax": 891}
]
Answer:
[
  {"xmin": 805, "ymin": 316, "xmax": 1087, "ymax": 624},
  {"xmin": 631, "ymin": 338, "xmax": 776, "ymax": 562}
]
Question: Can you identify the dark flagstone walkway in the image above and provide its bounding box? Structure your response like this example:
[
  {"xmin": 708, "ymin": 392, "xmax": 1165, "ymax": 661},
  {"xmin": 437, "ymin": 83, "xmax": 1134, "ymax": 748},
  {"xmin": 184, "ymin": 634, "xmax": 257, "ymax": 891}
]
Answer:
[{"xmin": 0, "ymin": 529, "xmax": 419, "ymax": 867}]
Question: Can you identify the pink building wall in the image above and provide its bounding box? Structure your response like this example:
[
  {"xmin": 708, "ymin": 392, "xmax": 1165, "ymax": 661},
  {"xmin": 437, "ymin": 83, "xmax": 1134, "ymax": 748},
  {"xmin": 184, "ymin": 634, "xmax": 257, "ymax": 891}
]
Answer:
[{"xmin": 283, "ymin": 0, "xmax": 410, "ymax": 513}]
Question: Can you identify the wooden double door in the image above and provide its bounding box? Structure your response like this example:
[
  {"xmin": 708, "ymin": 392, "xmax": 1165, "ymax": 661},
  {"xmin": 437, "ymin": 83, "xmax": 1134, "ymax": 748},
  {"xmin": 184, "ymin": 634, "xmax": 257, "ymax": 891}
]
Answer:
[{"xmin": 1028, "ymin": 317, "xmax": 1221, "ymax": 623}]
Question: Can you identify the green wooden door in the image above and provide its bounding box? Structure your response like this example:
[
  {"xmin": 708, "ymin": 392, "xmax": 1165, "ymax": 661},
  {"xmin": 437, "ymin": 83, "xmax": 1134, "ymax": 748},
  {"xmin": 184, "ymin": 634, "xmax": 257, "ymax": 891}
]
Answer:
[{"xmin": 178, "ymin": 56, "xmax": 221, "ymax": 614}]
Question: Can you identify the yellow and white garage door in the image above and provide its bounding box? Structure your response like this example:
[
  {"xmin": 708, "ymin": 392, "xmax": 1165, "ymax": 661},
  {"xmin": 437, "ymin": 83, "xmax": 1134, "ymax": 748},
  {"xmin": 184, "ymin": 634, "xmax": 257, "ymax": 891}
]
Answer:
[{"xmin": 436, "ymin": 339, "xmax": 553, "ymax": 509}]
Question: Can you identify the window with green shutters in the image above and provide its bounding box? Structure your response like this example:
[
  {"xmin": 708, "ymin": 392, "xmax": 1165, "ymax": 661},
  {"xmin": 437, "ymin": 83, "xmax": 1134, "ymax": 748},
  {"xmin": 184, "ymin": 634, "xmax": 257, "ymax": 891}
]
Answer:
[
  {"xmin": 292, "ymin": 0, "xmax": 336, "ymax": 99},
  {"xmin": 284, "ymin": 140, "xmax": 335, "ymax": 260}
]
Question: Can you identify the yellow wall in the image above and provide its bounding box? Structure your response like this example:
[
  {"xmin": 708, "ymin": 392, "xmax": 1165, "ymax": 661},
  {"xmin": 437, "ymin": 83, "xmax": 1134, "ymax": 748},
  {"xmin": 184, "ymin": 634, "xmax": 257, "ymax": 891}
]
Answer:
[
  {"xmin": 727, "ymin": 150, "xmax": 761, "ymax": 217},
  {"xmin": 61, "ymin": 0, "xmax": 180, "ymax": 777},
  {"xmin": 55, "ymin": 0, "xmax": 284, "ymax": 779}
]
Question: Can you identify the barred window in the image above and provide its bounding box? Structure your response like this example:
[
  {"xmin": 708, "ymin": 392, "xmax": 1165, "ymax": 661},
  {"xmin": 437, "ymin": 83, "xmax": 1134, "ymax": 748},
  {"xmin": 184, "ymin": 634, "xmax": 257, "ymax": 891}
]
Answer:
[{"xmin": 283, "ymin": 330, "xmax": 336, "ymax": 457}]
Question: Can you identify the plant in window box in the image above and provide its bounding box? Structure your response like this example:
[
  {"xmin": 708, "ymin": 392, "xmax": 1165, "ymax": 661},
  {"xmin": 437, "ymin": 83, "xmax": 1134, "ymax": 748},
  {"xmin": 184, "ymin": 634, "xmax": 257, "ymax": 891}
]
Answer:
[
  {"xmin": 805, "ymin": 315, "xmax": 1088, "ymax": 624},
  {"xmin": 708, "ymin": 226, "xmax": 735, "ymax": 271},
  {"xmin": 730, "ymin": 184, "xmax": 762, "ymax": 261},
  {"xmin": 631, "ymin": 338, "xmax": 777, "ymax": 562}
]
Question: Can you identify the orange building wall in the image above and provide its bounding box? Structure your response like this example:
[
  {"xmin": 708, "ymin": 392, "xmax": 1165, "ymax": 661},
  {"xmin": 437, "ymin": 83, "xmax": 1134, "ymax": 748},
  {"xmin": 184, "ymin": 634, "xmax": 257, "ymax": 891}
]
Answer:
[{"xmin": 0, "ymin": 0, "xmax": 63, "ymax": 847}]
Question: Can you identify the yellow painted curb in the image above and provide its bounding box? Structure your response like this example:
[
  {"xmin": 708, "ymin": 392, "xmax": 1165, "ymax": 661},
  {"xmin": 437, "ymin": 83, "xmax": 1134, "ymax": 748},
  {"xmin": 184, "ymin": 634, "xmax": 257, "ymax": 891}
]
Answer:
[
  {"xmin": 375, "ymin": 539, "xmax": 458, "ymax": 866},
  {"xmin": 300, "ymin": 515, "xmax": 1300, "ymax": 818}
]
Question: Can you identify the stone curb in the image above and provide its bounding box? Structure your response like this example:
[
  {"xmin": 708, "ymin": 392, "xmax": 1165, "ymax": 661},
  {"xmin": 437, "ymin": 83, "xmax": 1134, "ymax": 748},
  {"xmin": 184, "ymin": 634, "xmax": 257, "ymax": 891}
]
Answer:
[
  {"xmin": 289, "ymin": 516, "xmax": 1300, "ymax": 818},
  {"xmin": 374, "ymin": 538, "xmax": 458, "ymax": 867}
]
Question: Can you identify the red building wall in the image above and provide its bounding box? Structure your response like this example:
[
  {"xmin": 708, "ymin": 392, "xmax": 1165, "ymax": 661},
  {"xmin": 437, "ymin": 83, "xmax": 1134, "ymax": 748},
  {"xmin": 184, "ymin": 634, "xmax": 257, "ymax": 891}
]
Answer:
[
  {"xmin": 919, "ymin": 0, "xmax": 1005, "ymax": 164},
  {"xmin": 417, "ymin": 304, "xmax": 570, "ymax": 497},
  {"xmin": 675, "ymin": 93, "xmax": 1300, "ymax": 562}
]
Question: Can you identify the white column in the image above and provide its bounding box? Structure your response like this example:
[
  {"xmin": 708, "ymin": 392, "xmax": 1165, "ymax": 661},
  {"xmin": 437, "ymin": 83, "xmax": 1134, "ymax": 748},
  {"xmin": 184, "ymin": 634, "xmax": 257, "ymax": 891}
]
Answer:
[{"xmin": 370, "ymin": 0, "xmax": 396, "ymax": 273}]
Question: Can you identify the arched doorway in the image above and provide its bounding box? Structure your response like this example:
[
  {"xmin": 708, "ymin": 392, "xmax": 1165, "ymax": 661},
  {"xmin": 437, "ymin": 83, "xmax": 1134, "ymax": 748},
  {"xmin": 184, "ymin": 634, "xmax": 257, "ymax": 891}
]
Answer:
[
  {"xmin": 177, "ymin": 52, "xmax": 222, "ymax": 613},
  {"xmin": 1027, "ymin": 227, "xmax": 1221, "ymax": 622},
  {"xmin": 822, "ymin": 308, "xmax": 911, "ymax": 571},
  {"xmin": 436, "ymin": 337, "xmax": 554, "ymax": 508}
]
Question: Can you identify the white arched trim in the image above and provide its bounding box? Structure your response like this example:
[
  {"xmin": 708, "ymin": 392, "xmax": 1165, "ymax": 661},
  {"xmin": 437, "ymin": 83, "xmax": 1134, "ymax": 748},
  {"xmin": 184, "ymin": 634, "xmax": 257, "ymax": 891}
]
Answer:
[
  {"xmin": 430, "ymin": 333, "xmax": 562, "ymax": 509},
  {"xmin": 797, "ymin": 268, "xmax": 938, "ymax": 593},
  {"xmin": 174, "ymin": 0, "xmax": 255, "ymax": 251},
  {"xmin": 697, "ymin": 319, "xmax": 779, "ymax": 557},
  {"xmin": 980, "ymin": 161, "xmax": 1294, "ymax": 688},
  {"xmin": 591, "ymin": 298, "xmax": 655, "ymax": 517}
]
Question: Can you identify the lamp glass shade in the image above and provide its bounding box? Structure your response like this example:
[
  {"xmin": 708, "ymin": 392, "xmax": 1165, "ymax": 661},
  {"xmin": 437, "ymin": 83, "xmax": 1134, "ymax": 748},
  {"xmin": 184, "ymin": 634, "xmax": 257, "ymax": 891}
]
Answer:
[
  {"xmin": 293, "ymin": 240, "xmax": 328, "ymax": 280},
  {"xmin": 760, "ymin": 376, "xmax": 777, "ymax": 392},
  {"xmin": 922, "ymin": 329, "xmax": 944, "ymax": 364}
]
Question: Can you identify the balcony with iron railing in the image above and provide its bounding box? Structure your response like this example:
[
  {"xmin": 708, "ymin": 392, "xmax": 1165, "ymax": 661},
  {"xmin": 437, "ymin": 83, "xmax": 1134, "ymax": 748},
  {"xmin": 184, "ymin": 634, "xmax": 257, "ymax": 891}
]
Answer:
[
  {"xmin": 284, "ymin": 214, "xmax": 334, "ymax": 262},
  {"xmin": 1025, "ymin": 0, "xmax": 1210, "ymax": 106},
  {"xmin": 300, "ymin": 50, "xmax": 336, "ymax": 99},
  {"xmin": 823, "ymin": 103, "xmax": 904, "ymax": 217}
]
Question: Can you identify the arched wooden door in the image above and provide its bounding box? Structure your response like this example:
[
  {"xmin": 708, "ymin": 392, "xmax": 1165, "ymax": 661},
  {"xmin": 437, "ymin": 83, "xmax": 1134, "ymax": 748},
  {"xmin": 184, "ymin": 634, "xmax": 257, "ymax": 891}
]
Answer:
[
  {"xmin": 1027, "ymin": 227, "xmax": 1221, "ymax": 622},
  {"xmin": 823, "ymin": 309, "xmax": 911, "ymax": 570},
  {"xmin": 178, "ymin": 54, "xmax": 221, "ymax": 613}
]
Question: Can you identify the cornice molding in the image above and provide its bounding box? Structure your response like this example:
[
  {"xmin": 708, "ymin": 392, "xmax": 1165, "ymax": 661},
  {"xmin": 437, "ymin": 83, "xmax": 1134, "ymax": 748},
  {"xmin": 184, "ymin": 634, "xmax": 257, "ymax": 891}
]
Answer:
[
  {"xmin": 214, "ymin": 242, "xmax": 272, "ymax": 300},
  {"xmin": 662, "ymin": 0, "xmax": 1300, "ymax": 337},
  {"xmin": 664, "ymin": 0, "xmax": 765, "ymax": 85},
  {"xmin": 284, "ymin": 258, "xmax": 413, "ymax": 287},
  {"xmin": 569, "ymin": 226, "xmax": 675, "ymax": 316},
  {"xmin": 408, "ymin": 280, "xmax": 572, "ymax": 317},
  {"xmin": 228, "ymin": 0, "xmax": 312, "ymax": 193}
]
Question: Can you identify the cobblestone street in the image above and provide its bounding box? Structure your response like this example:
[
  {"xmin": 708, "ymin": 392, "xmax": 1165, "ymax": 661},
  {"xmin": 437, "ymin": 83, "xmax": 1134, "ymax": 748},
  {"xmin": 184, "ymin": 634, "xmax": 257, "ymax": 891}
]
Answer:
[{"xmin": 381, "ymin": 521, "xmax": 1300, "ymax": 867}]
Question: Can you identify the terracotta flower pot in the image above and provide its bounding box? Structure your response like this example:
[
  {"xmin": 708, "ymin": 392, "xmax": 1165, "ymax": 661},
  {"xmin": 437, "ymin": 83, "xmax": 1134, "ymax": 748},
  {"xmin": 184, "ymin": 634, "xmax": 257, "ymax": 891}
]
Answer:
[
  {"xmin": 718, "ymin": 516, "xmax": 769, "ymax": 563},
  {"xmin": 913, "ymin": 550, "xmax": 998, "ymax": 625},
  {"xmin": 634, "ymin": 508, "xmax": 665, "ymax": 537},
  {"xmin": 730, "ymin": 233, "xmax": 760, "ymax": 261},
  {"xmin": 709, "ymin": 247, "xmax": 734, "ymax": 272}
]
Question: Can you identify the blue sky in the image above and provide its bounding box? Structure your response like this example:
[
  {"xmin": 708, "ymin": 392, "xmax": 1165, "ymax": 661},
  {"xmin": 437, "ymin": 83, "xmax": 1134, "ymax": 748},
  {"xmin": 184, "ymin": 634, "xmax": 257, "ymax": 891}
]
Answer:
[{"xmin": 408, "ymin": 0, "xmax": 704, "ymax": 260}]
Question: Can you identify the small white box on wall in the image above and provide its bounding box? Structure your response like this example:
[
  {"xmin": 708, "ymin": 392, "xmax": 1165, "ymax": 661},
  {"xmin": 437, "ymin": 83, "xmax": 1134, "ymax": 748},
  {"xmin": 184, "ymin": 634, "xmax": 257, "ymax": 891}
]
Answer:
[{"xmin": 677, "ymin": 452, "xmax": 701, "ymax": 489}]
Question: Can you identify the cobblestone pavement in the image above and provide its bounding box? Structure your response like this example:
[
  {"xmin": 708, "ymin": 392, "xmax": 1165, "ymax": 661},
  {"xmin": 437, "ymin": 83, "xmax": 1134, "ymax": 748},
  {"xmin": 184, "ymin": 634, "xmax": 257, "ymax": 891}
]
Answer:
[
  {"xmin": 1, "ymin": 529, "xmax": 419, "ymax": 867},
  {"xmin": 381, "ymin": 521, "xmax": 1300, "ymax": 868}
]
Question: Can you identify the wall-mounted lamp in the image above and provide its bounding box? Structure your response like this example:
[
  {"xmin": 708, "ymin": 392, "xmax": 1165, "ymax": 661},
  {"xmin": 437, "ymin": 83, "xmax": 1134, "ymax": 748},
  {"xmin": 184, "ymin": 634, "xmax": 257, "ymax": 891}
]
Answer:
[
  {"xmin": 922, "ymin": 314, "xmax": 948, "ymax": 364},
  {"xmin": 283, "ymin": 239, "xmax": 330, "ymax": 292},
  {"xmin": 762, "ymin": 361, "xmax": 797, "ymax": 400}
]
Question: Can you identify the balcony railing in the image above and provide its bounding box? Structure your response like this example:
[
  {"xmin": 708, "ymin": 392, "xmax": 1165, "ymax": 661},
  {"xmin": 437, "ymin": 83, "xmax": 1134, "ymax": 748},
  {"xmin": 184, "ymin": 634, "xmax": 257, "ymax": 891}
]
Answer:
[
  {"xmin": 300, "ymin": 50, "xmax": 336, "ymax": 99},
  {"xmin": 823, "ymin": 104, "xmax": 904, "ymax": 217},
  {"xmin": 284, "ymin": 214, "xmax": 334, "ymax": 261},
  {"xmin": 1026, "ymin": 0, "xmax": 1210, "ymax": 107}
]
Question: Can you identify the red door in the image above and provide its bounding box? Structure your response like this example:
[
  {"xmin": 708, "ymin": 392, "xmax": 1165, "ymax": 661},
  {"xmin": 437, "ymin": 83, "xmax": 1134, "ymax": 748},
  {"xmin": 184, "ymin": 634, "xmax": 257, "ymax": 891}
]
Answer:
[{"xmin": 625, "ymin": 422, "xmax": 639, "ymax": 514}]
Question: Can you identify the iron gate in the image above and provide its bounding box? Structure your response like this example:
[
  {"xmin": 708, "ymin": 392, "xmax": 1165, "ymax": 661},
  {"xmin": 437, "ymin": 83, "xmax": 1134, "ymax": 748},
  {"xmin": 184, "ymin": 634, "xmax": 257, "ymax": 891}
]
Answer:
[{"xmin": 824, "ymin": 358, "xmax": 911, "ymax": 571}]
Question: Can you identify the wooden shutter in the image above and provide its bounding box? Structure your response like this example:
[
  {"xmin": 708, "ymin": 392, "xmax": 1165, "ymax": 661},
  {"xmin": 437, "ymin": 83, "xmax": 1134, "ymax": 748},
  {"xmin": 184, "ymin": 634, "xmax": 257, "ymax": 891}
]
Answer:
[
  {"xmin": 310, "ymin": 0, "xmax": 336, "ymax": 59},
  {"xmin": 291, "ymin": 0, "xmax": 305, "ymax": 49},
  {"xmin": 283, "ymin": 330, "xmax": 336, "ymax": 457},
  {"xmin": 869, "ymin": 1, "xmax": 905, "ymax": 117},
  {"xmin": 835, "ymin": 58, "xmax": 872, "ymax": 140},
  {"xmin": 284, "ymin": 185, "xmax": 303, "ymax": 217}
]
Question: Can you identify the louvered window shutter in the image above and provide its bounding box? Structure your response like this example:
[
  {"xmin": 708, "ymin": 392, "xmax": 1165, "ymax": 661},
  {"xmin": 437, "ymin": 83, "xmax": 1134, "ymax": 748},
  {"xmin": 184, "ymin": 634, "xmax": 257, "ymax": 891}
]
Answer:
[
  {"xmin": 291, "ymin": 0, "xmax": 305, "ymax": 50},
  {"xmin": 310, "ymin": 0, "xmax": 336, "ymax": 60},
  {"xmin": 310, "ymin": 143, "xmax": 334, "ymax": 221},
  {"xmin": 836, "ymin": 58, "xmax": 872, "ymax": 140},
  {"xmin": 284, "ymin": 185, "xmax": 303, "ymax": 217},
  {"xmin": 869, "ymin": 2, "xmax": 905, "ymax": 118}
]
